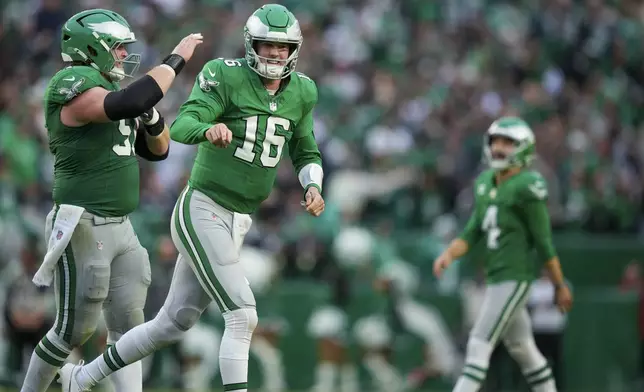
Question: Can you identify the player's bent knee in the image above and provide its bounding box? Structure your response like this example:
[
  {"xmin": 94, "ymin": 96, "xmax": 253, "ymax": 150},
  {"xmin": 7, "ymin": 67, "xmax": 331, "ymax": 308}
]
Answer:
[
  {"xmin": 220, "ymin": 307, "xmax": 257, "ymax": 360},
  {"xmin": 223, "ymin": 307, "xmax": 258, "ymax": 334},
  {"xmin": 464, "ymin": 337, "xmax": 494, "ymax": 368},
  {"xmin": 166, "ymin": 304, "xmax": 203, "ymax": 331},
  {"xmin": 147, "ymin": 308, "xmax": 189, "ymax": 346}
]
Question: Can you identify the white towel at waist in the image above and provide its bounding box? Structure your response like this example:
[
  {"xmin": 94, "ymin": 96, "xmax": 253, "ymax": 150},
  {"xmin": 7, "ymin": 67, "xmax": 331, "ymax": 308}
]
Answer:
[{"xmin": 32, "ymin": 204, "xmax": 85, "ymax": 287}]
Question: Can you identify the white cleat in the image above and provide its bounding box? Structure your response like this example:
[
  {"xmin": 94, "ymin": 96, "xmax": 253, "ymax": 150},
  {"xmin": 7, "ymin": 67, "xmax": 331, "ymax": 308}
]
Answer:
[{"xmin": 58, "ymin": 360, "xmax": 89, "ymax": 392}]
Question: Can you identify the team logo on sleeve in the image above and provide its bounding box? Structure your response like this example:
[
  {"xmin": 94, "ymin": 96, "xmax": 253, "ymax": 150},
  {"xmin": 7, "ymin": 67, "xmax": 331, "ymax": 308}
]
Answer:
[
  {"xmin": 56, "ymin": 230, "xmax": 63, "ymax": 240},
  {"xmin": 529, "ymin": 180, "xmax": 548, "ymax": 200},
  {"xmin": 58, "ymin": 78, "xmax": 85, "ymax": 101},
  {"xmin": 198, "ymin": 69, "xmax": 219, "ymax": 92}
]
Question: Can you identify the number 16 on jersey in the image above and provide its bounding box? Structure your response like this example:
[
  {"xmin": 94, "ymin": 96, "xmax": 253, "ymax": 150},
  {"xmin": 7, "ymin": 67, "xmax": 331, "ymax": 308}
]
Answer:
[{"xmin": 234, "ymin": 115, "xmax": 289, "ymax": 168}]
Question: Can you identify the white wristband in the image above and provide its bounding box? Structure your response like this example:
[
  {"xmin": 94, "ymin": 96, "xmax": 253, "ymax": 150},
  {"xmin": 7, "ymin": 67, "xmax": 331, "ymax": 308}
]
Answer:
[{"xmin": 298, "ymin": 163, "xmax": 324, "ymax": 191}]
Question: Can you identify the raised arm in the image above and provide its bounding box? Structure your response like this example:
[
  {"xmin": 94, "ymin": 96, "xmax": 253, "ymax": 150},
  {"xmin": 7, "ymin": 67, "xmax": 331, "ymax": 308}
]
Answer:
[{"xmin": 61, "ymin": 34, "xmax": 202, "ymax": 126}]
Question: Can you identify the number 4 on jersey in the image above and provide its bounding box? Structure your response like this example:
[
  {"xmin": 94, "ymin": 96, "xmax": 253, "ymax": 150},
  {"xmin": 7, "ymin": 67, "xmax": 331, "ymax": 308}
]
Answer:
[{"xmin": 482, "ymin": 205, "xmax": 500, "ymax": 249}]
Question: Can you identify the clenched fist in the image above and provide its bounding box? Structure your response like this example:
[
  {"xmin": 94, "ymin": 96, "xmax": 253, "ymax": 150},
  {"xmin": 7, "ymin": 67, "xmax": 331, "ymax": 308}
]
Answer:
[
  {"xmin": 205, "ymin": 123, "xmax": 232, "ymax": 147},
  {"xmin": 303, "ymin": 186, "xmax": 325, "ymax": 217},
  {"xmin": 171, "ymin": 33, "xmax": 204, "ymax": 63}
]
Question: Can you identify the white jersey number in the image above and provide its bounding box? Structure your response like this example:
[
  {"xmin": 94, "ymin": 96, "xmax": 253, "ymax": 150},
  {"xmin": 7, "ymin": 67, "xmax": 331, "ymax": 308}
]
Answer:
[
  {"xmin": 112, "ymin": 119, "xmax": 136, "ymax": 156},
  {"xmin": 482, "ymin": 205, "xmax": 501, "ymax": 250},
  {"xmin": 234, "ymin": 115, "xmax": 288, "ymax": 168}
]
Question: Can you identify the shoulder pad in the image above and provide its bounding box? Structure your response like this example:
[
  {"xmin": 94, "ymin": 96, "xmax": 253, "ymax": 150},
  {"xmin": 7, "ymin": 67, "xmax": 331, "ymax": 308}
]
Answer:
[
  {"xmin": 47, "ymin": 66, "xmax": 109, "ymax": 105},
  {"xmin": 196, "ymin": 58, "xmax": 244, "ymax": 92},
  {"xmin": 293, "ymin": 71, "xmax": 318, "ymax": 108},
  {"xmin": 519, "ymin": 171, "xmax": 548, "ymax": 202}
]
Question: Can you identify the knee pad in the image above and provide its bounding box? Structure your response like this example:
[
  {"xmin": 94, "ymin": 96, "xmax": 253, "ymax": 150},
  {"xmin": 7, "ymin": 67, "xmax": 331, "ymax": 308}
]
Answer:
[
  {"xmin": 220, "ymin": 307, "xmax": 258, "ymax": 360},
  {"xmin": 163, "ymin": 302, "xmax": 204, "ymax": 331},
  {"xmin": 505, "ymin": 338, "xmax": 546, "ymax": 369},
  {"xmin": 223, "ymin": 307, "xmax": 258, "ymax": 334},
  {"xmin": 464, "ymin": 337, "xmax": 494, "ymax": 369}
]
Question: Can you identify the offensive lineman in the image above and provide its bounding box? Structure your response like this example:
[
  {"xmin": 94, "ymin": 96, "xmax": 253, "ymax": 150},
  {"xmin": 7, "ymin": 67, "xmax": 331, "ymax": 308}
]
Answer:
[
  {"xmin": 433, "ymin": 117, "xmax": 573, "ymax": 392},
  {"xmin": 20, "ymin": 9, "xmax": 202, "ymax": 392},
  {"xmin": 59, "ymin": 4, "xmax": 325, "ymax": 392}
]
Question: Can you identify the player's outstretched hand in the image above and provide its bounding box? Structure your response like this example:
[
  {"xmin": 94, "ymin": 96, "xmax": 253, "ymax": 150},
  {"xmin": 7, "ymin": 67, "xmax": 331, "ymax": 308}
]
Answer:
[
  {"xmin": 433, "ymin": 252, "xmax": 453, "ymax": 278},
  {"xmin": 172, "ymin": 33, "xmax": 204, "ymax": 62},
  {"xmin": 555, "ymin": 284, "xmax": 573, "ymax": 313},
  {"xmin": 205, "ymin": 123, "xmax": 232, "ymax": 147},
  {"xmin": 304, "ymin": 187, "xmax": 325, "ymax": 217}
]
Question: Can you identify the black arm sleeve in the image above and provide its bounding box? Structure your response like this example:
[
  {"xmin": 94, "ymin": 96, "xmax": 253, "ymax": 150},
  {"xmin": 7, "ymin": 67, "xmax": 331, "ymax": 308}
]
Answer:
[
  {"xmin": 134, "ymin": 124, "xmax": 169, "ymax": 161},
  {"xmin": 104, "ymin": 75, "xmax": 164, "ymax": 121}
]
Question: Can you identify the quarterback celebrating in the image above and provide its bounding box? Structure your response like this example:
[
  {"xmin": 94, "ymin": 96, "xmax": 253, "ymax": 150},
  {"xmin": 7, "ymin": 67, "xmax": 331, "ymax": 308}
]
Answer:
[
  {"xmin": 433, "ymin": 117, "xmax": 573, "ymax": 392},
  {"xmin": 20, "ymin": 8, "xmax": 202, "ymax": 392},
  {"xmin": 59, "ymin": 4, "xmax": 324, "ymax": 392}
]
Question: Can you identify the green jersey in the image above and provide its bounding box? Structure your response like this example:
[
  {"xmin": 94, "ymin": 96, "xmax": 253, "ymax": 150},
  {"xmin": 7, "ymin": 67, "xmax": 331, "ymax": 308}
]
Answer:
[
  {"xmin": 45, "ymin": 66, "xmax": 139, "ymax": 217},
  {"xmin": 170, "ymin": 58, "xmax": 322, "ymax": 214},
  {"xmin": 459, "ymin": 169, "xmax": 556, "ymax": 283}
]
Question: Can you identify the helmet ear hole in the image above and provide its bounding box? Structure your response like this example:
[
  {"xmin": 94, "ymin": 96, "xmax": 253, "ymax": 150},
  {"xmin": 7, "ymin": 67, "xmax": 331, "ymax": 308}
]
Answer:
[{"xmin": 86, "ymin": 45, "xmax": 98, "ymax": 57}]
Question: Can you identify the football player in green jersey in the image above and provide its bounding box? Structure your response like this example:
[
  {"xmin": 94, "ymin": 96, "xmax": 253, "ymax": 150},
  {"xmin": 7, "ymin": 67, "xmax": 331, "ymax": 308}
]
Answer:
[
  {"xmin": 433, "ymin": 117, "xmax": 573, "ymax": 392},
  {"xmin": 60, "ymin": 4, "xmax": 324, "ymax": 392},
  {"xmin": 21, "ymin": 8, "xmax": 202, "ymax": 392}
]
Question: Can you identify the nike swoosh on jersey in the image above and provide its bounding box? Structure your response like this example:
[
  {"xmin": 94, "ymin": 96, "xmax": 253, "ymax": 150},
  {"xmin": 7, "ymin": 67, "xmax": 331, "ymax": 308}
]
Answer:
[
  {"xmin": 207, "ymin": 67, "xmax": 216, "ymax": 77},
  {"xmin": 63, "ymin": 76, "xmax": 76, "ymax": 81}
]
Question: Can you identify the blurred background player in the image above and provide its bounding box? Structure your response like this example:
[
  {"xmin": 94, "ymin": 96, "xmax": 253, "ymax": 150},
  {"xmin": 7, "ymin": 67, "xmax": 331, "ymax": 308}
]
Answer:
[{"xmin": 434, "ymin": 117, "xmax": 573, "ymax": 392}]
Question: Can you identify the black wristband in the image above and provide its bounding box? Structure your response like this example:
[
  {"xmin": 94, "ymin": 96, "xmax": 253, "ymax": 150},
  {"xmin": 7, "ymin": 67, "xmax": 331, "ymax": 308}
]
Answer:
[
  {"xmin": 162, "ymin": 54, "xmax": 186, "ymax": 75},
  {"xmin": 144, "ymin": 117, "xmax": 165, "ymax": 136}
]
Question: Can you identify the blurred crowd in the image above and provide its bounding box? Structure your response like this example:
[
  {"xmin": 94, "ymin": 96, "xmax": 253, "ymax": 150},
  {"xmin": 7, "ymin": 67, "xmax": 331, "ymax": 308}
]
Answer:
[{"xmin": 2, "ymin": 0, "xmax": 644, "ymax": 257}]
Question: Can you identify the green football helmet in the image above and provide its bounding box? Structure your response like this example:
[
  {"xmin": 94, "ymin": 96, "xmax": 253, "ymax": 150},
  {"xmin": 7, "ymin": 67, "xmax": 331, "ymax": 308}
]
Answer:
[
  {"xmin": 483, "ymin": 116, "xmax": 536, "ymax": 170},
  {"xmin": 60, "ymin": 9, "xmax": 140, "ymax": 81},
  {"xmin": 244, "ymin": 4, "xmax": 302, "ymax": 80}
]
